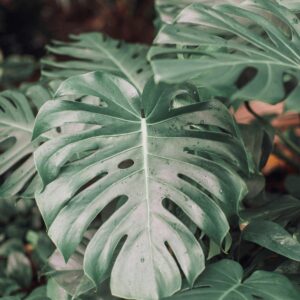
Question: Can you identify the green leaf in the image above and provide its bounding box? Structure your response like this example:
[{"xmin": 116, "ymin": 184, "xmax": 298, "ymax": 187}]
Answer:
[
  {"xmin": 6, "ymin": 251, "xmax": 32, "ymax": 288},
  {"xmin": 149, "ymin": 0, "xmax": 300, "ymax": 109},
  {"xmin": 243, "ymin": 220, "xmax": 300, "ymax": 261},
  {"xmin": 240, "ymin": 194, "xmax": 300, "ymax": 223},
  {"xmin": 42, "ymin": 33, "xmax": 153, "ymax": 93},
  {"xmin": 166, "ymin": 259, "xmax": 300, "ymax": 299},
  {"xmin": 285, "ymin": 175, "xmax": 300, "ymax": 198},
  {"xmin": 0, "ymin": 84, "xmax": 54, "ymax": 198},
  {"xmin": 0, "ymin": 239, "xmax": 23, "ymax": 257},
  {"xmin": 48, "ymin": 237, "xmax": 95, "ymax": 297},
  {"xmin": 0, "ymin": 55, "xmax": 36, "ymax": 88},
  {"xmin": 33, "ymin": 71, "xmax": 248, "ymax": 299},
  {"xmin": 155, "ymin": 0, "xmax": 300, "ymax": 25},
  {"xmin": 47, "ymin": 278, "xmax": 70, "ymax": 300},
  {"xmin": 155, "ymin": 0, "xmax": 239, "ymax": 25},
  {"xmin": 0, "ymin": 278, "xmax": 20, "ymax": 297},
  {"xmin": 25, "ymin": 286, "xmax": 50, "ymax": 300}
]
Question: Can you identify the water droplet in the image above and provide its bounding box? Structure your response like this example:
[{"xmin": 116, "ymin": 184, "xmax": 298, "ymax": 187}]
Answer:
[
  {"xmin": 219, "ymin": 189, "xmax": 223, "ymax": 193},
  {"xmin": 140, "ymin": 257, "xmax": 145, "ymax": 263}
]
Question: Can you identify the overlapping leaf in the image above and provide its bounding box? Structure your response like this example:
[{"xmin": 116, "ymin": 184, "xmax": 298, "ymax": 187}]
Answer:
[
  {"xmin": 149, "ymin": 0, "xmax": 300, "ymax": 109},
  {"xmin": 155, "ymin": 0, "xmax": 242, "ymax": 24},
  {"xmin": 33, "ymin": 71, "xmax": 248, "ymax": 299},
  {"xmin": 0, "ymin": 84, "xmax": 55, "ymax": 198},
  {"xmin": 241, "ymin": 194, "xmax": 300, "ymax": 261},
  {"xmin": 166, "ymin": 259, "xmax": 300, "ymax": 300},
  {"xmin": 42, "ymin": 33, "xmax": 152, "ymax": 93}
]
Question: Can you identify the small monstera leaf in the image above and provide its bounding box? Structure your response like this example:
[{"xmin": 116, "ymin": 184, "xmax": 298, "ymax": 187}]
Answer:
[
  {"xmin": 166, "ymin": 259, "xmax": 300, "ymax": 300},
  {"xmin": 149, "ymin": 0, "xmax": 300, "ymax": 109},
  {"xmin": 0, "ymin": 84, "xmax": 55, "ymax": 198},
  {"xmin": 42, "ymin": 33, "xmax": 152, "ymax": 93},
  {"xmin": 33, "ymin": 71, "xmax": 248, "ymax": 299}
]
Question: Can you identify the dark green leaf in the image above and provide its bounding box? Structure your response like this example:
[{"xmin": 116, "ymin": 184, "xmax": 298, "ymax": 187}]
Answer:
[
  {"xmin": 149, "ymin": 0, "xmax": 300, "ymax": 109},
  {"xmin": 6, "ymin": 252, "xmax": 32, "ymax": 288},
  {"xmin": 166, "ymin": 259, "xmax": 300, "ymax": 299},
  {"xmin": 243, "ymin": 220, "xmax": 300, "ymax": 261}
]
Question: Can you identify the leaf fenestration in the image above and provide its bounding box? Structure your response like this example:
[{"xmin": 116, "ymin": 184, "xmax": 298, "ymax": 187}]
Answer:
[{"xmin": 33, "ymin": 71, "xmax": 248, "ymax": 299}]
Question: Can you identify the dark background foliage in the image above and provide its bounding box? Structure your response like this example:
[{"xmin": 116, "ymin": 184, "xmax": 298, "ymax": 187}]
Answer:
[{"xmin": 0, "ymin": 0, "xmax": 155, "ymax": 58}]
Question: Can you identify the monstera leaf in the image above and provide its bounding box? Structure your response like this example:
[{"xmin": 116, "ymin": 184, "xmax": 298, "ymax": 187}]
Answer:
[
  {"xmin": 155, "ymin": 0, "xmax": 242, "ymax": 24},
  {"xmin": 166, "ymin": 259, "xmax": 300, "ymax": 300},
  {"xmin": 149, "ymin": 0, "xmax": 300, "ymax": 110},
  {"xmin": 0, "ymin": 84, "xmax": 55, "ymax": 198},
  {"xmin": 33, "ymin": 71, "xmax": 248, "ymax": 299},
  {"xmin": 42, "ymin": 33, "xmax": 152, "ymax": 93}
]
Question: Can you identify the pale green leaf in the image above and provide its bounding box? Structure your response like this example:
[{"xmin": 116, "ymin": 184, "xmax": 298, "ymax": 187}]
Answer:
[{"xmin": 33, "ymin": 71, "xmax": 248, "ymax": 299}]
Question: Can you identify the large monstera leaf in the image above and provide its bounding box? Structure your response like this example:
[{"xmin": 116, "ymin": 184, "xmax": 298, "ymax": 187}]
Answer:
[
  {"xmin": 0, "ymin": 84, "xmax": 55, "ymax": 198},
  {"xmin": 33, "ymin": 71, "xmax": 248, "ymax": 299},
  {"xmin": 42, "ymin": 33, "xmax": 152, "ymax": 93},
  {"xmin": 149, "ymin": 0, "xmax": 300, "ymax": 110},
  {"xmin": 167, "ymin": 259, "xmax": 300, "ymax": 300}
]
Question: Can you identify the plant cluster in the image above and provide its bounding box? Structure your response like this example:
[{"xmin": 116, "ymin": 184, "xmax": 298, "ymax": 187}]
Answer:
[{"xmin": 1, "ymin": 0, "xmax": 300, "ymax": 299}]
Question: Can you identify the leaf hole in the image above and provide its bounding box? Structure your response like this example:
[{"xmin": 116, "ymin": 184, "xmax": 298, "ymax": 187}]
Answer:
[
  {"xmin": 162, "ymin": 198, "xmax": 198, "ymax": 233},
  {"xmin": 235, "ymin": 67, "xmax": 257, "ymax": 89},
  {"xmin": 0, "ymin": 153, "xmax": 33, "ymax": 192},
  {"xmin": 131, "ymin": 53, "xmax": 139, "ymax": 59},
  {"xmin": 0, "ymin": 136, "xmax": 16, "ymax": 153},
  {"xmin": 3, "ymin": 96, "xmax": 18, "ymax": 109},
  {"xmin": 177, "ymin": 173, "xmax": 222, "ymax": 208},
  {"xmin": 164, "ymin": 241, "xmax": 185, "ymax": 277},
  {"xmin": 118, "ymin": 159, "xmax": 134, "ymax": 169},
  {"xmin": 136, "ymin": 68, "xmax": 143, "ymax": 74},
  {"xmin": 283, "ymin": 72, "xmax": 298, "ymax": 98},
  {"xmin": 73, "ymin": 172, "xmax": 108, "ymax": 198},
  {"xmin": 17, "ymin": 173, "xmax": 37, "ymax": 196},
  {"xmin": 88, "ymin": 195, "xmax": 128, "ymax": 229},
  {"xmin": 55, "ymin": 127, "xmax": 62, "ymax": 133}
]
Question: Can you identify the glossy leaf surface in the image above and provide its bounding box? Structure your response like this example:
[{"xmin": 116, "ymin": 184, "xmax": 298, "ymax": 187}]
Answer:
[
  {"xmin": 33, "ymin": 71, "xmax": 248, "ymax": 299},
  {"xmin": 243, "ymin": 220, "xmax": 300, "ymax": 261}
]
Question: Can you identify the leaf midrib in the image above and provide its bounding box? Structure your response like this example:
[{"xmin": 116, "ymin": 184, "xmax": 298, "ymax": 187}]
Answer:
[
  {"xmin": 90, "ymin": 37, "xmax": 144, "ymax": 93},
  {"xmin": 141, "ymin": 118, "xmax": 155, "ymax": 275}
]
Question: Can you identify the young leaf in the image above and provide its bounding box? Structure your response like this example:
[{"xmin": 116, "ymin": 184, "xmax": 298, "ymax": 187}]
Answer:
[
  {"xmin": 33, "ymin": 71, "xmax": 248, "ymax": 299},
  {"xmin": 149, "ymin": 0, "xmax": 300, "ymax": 109},
  {"xmin": 42, "ymin": 33, "xmax": 153, "ymax": 93},
  {"xmin": 166, "ymin": 259, "xmax": 300, "ymax": 299}
]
